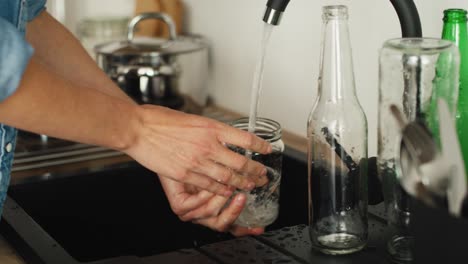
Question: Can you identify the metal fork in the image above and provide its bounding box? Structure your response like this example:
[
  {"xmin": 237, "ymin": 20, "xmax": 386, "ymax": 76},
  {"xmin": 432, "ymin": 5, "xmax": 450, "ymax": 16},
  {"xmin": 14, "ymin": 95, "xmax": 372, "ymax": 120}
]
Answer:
[
  {"xmin": 390, "ymin": 105, "xmax": 437, "ymax": 165},
  {"xmin": 390, "ymin": 105, "xmax": 449, "ymax": 205}
]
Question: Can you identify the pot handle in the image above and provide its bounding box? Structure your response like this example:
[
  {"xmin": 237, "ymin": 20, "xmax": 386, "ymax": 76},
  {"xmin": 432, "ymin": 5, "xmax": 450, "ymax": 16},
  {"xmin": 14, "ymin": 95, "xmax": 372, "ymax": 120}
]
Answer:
[{"xmin": 127, "ymin": 12, "xmax": 177, "ymax": 41}]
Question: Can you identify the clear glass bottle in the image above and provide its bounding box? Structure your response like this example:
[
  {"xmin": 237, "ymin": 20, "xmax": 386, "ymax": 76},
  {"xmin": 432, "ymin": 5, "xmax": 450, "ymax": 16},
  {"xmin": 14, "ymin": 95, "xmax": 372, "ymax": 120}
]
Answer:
[
  {"xmin": 307, "ymin": 5, "xmax": 368, "ymax": 255},
  {"xmin": 230, "ymin": 117, "xmax": 284, "ymax": 228},
  {"xmin": 378, "ymin": 38, "xmax": 459, "ymax": 263}
]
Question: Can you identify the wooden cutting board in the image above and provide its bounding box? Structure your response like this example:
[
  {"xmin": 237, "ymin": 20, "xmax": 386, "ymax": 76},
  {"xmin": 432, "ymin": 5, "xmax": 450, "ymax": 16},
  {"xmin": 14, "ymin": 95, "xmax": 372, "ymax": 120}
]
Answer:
[
  {"xmin": 134, "ymin": 0, "xmax": 184, "ymax": 38},
  {"xmin": 158, "ymin": 0, "xmax": 184, "ymax": 38},
  {"xmin": 134, "ymin": 0, "xmax": 163, "ymax": 37}
]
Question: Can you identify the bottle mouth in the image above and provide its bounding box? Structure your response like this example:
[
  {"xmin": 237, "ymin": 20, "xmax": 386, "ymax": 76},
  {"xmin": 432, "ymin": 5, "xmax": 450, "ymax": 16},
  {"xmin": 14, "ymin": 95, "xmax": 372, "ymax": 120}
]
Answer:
[
  {"xmin": 323, "ymin": 5, "xmax": 348, "ymax": 20},
  {"xmin": 443, "ymin": 9, "xmax": 467, "ymax": 22},
  {"xmin": 383, "ymin": 38, "xmax": 454, "ymax": 55}
]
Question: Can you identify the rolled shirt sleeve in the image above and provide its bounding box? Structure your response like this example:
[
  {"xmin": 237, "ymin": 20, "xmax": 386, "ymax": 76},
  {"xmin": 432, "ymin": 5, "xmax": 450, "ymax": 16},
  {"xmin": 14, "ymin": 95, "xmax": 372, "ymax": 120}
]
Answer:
[
  {"xmin": 0, "ymin": 17, "xmax": 34, "ymax": 103},
  {"xmin": 26, "ymin": 0, "xmax": 47, "ymax": 22}
]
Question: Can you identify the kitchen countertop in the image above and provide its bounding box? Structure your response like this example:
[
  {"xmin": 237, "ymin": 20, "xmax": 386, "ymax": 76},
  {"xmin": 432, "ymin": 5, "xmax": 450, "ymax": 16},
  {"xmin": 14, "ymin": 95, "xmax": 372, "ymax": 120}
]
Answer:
[
  {"xmin": 0, "ymin": 217, "xmax": 391, "ymax": 264},
  {"xmin": 0, "ymin": 104, "xmax": 310, "ymax": 264},
  {"xmin": 142, "ymin": 218, "xmax": 391, "ymax": 264}
]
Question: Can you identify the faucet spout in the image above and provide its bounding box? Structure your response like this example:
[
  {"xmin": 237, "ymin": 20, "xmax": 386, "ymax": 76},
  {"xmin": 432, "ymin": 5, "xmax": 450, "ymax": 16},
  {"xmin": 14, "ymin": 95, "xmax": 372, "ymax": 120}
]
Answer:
[{"xmin": 263, "ymin": 0, "xmax": 291, "ymax": 26}]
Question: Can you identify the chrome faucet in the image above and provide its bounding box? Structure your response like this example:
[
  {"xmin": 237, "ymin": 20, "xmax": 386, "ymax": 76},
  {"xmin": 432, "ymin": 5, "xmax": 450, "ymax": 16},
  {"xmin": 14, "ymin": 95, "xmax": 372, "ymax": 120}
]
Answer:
[
  {"xmin": 262, "ymin": 0, "xmax": 290, "ymax": 26},
  {"xmin": 262, "ymin": 0, "xmax": 422, "ymax": 37}
]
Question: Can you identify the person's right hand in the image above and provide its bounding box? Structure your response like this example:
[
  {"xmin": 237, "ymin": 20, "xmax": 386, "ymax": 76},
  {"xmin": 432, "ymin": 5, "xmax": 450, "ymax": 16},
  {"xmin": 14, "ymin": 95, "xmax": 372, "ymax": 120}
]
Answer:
[
  {"xmin": 124, "ymin": 105, "xmax": 271, "ymax": 197},
  {"xmin": 159, "ymin": 175, "xmax": 265, "ymax": 236}
]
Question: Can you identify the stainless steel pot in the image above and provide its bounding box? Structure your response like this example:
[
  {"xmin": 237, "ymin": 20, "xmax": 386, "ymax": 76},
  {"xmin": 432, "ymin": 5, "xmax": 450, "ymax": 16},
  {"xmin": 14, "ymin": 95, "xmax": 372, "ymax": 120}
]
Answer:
[{"xmin": 94, "ymin": 12, "xmax": 208, "ymax": 110}]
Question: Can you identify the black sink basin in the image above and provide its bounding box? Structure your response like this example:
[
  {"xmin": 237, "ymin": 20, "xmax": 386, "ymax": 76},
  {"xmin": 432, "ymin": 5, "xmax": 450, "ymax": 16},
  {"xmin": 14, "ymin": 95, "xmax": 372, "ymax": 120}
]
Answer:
[{"xmin": 1, "ymin": 147, "xmax": 309, "ymax": 263}]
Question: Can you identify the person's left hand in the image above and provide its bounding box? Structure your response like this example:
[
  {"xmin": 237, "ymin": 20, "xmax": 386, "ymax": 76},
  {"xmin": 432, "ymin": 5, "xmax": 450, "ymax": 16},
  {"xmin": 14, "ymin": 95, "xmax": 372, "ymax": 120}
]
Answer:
[{"xmin": 158, "ymin": 175, "xmax": 265, "ymax": 236}]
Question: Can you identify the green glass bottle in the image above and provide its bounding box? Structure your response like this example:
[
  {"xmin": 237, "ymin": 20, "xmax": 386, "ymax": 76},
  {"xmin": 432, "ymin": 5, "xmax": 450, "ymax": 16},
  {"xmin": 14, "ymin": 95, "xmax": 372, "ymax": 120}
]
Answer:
[{"xmin": 441, "ymin": 9, "xmax": 468, "ymax": 177}]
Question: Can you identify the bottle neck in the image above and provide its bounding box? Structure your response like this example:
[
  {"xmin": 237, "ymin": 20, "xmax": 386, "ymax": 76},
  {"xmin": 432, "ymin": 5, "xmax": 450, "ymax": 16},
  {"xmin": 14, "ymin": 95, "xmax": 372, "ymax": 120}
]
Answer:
[
  {"xmin": 318, "ymin": 13, "xmax": 357, "ymax": 101},
  {"xmin": 442, "ymin": 21, "xmax": 468, "ymax": 44},
  {"xmin": 442, "ymin": 10, "xmax": 468, "ymax": 45}
]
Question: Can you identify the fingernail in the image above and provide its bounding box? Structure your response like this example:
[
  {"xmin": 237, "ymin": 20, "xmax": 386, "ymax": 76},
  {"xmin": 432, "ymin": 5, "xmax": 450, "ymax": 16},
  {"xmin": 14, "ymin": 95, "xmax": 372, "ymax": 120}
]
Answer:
[
  {"xmin": 257, "ymin": 175, "xmax": 269, "ymax": 187},
  {"xmin": 246, "ymin": 182, "xmax": 255, "ymax": 191},
  {"xmin": 267, "ymin": 145, "xmax": 273, "ymax": 153},
  {"xmin": 235, "ymin": 194, "xmax": 246, "ymax": 204},
  {"xmin": 224, "ymin": 189, "xmax": 233, "ymax": 197},
  {"xmin": 261, "ymin": 167, "xmax": 267, "ymax": 176}
]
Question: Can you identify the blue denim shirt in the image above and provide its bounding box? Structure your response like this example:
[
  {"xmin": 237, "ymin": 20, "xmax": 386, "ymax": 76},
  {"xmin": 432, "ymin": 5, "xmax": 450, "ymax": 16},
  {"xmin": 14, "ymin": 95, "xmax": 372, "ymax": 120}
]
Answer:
[{"xmin": 0, "ymin": 0, "xmax": 46, "ymax": 219}]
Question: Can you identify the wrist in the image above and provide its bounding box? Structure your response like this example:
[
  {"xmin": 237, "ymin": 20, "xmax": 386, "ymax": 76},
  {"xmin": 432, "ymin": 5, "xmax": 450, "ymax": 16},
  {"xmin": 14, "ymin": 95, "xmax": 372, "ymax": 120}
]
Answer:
[{"xmin": 110, "ymin": 102, "xmax": 144, "ymax": 152}]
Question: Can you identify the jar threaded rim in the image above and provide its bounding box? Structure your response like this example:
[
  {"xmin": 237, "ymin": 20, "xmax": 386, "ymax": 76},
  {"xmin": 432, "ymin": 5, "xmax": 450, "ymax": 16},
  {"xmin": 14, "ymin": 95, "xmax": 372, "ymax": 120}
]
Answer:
[{"xmin": 230, "ymin": 118, "xmax": 282, "ymax": 143}]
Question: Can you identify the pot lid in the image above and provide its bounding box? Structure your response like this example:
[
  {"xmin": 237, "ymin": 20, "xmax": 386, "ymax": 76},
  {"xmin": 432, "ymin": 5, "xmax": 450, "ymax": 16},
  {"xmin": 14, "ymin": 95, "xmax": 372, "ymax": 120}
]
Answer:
[
  {"xmin": 95, "ymin": 35, "xmax": 207, "ymax": 56},
  {"xmin": 94, "ymin": 12, "xmax": 207, "ymax": 57}
]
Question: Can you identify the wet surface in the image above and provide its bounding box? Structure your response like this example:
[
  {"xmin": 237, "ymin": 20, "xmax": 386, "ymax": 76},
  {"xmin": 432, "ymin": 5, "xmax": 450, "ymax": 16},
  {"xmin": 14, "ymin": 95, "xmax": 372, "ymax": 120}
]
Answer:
[
  {"xmin": 146, "ymin": 217, "xmax": 392, "ymax": 264},
  {"xmin": 142, "ymin": 249, "xmax": 217, "ymax": 264},
  {"xmin": 255, "ymin": 219, "xmax": 392, "ymax": 264},
  {"xmin": 200, "ymin": 236, "xmax": 300, "ymax": 264}
]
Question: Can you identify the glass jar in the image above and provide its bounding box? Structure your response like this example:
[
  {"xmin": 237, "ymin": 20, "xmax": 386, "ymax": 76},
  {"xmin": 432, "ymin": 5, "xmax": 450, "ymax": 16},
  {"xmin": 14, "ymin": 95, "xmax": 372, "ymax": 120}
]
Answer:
[
  {"xmin": 229, "ymin": 117, "xmax": 284, "ymax": 228},
  {"xmin": 378, "ymin": 38, "xmax": 459, "ymax": 263},
  {"xmin": 77, "ymin": 16, "xmax": 130, "ymax": 58}
]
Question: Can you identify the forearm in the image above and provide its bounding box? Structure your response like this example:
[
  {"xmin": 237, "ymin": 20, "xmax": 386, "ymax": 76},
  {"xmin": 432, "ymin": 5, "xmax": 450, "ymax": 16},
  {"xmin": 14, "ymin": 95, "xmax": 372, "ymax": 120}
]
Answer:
[
  {"xmin": 0, "ymin": 56, "xmax": 139, "ymax": 151},
  {"xmin": 25, "ymin": 11, "xmax": 133, "ymax": 103}
]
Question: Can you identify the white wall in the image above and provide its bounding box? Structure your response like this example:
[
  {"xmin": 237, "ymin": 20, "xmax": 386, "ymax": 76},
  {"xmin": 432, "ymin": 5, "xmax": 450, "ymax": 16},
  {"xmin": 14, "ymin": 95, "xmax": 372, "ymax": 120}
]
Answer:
[
  {"xmin": 181, "ymin": 0, "xmax": 468, "ymax": 156},
  {"xmin": 49, "ymin": 0, "xmax": 468, "ymax": 156}
]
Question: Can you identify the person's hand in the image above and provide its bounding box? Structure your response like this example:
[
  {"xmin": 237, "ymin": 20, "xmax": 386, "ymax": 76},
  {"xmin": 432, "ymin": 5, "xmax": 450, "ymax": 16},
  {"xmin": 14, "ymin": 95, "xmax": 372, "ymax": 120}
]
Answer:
[
  {"xmin": 159, "ymin": 175, "xmax": 265, "ymax": 236},
  {"xmin": 125, "ymin": 105, "xmax": 271, "ymax": 197}
]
